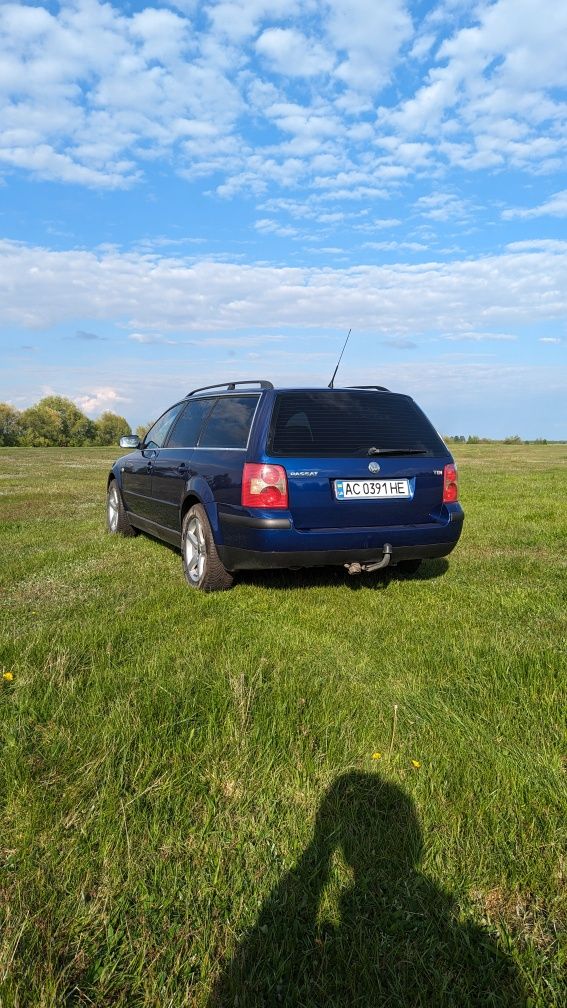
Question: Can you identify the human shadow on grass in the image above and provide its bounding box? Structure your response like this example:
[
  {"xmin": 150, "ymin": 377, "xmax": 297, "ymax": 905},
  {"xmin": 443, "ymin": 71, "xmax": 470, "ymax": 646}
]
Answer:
[{"xmin": 208, "ymin": 772, "xmax": 524, "ymax": 1008}]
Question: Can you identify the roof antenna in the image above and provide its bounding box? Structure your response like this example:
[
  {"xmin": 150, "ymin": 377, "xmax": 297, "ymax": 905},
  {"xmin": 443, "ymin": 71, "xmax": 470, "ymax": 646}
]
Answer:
[{"xmin": 328, "ymin": 329, "xmax": 352, "ymax": 388}]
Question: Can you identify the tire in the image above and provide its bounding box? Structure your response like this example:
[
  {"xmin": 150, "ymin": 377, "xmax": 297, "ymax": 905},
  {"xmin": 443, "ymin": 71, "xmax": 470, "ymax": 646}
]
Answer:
[
  {"xmin": 395, "ymin": 558, "xmax": 422, "ymax": 577},
  {"xmin": 181, "ymin": 504, "xmax": 234, "ymax": 592},
  {"xmin": 107, "ymin": 479, "xmax": 137, "ymax": 536}
]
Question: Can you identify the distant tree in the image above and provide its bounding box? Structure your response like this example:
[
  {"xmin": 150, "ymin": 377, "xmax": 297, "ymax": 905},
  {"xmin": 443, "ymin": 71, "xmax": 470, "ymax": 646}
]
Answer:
[
  {"xmin": 18, "ymin": 395, "xmax": 98, "ymax": 447},
  {"xmin": 69, "ymin": 414, "xmax": 98, "ymax": 446},
  {"xmin": 0, "ymin": 403, "xmax": 23, "ymax": 446},
  {"xmin": 534, "ymin": 438, "xmax": 548, "ymax": 444},
  {"xmin": 466, "ymin": 435, "xmax": 481, "ymax": 444},
  {"xmin": 136, "ymin": 424, "xmax": 148, "ymax": 440},
  {"xmin": 41, "ymin": 396, "xmax": 91, "ymax": 443},
  {"xmin": 19, "ymin": 396, "xmax": 99, "ymax": 447},
  {"xmin": 20, "ymin": 403, "xmax": 65, "ymax": 446},
  {"xmin": 96, "ymin": 411, "xmax": 131, "ymax": 445},
  {"xmin": 503, "ymin": 434, "xmax": 522, "ymax": 444},
  {"xmin": 10, "ymin": 396, "xmax": 134, "ymax": 446}
]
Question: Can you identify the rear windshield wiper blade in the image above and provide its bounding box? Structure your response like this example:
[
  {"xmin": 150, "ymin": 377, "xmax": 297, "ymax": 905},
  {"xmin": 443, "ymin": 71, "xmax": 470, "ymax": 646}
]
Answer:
[{"xmin": 367, "ymin": 446, "xmax": 427, "ymax": 456}]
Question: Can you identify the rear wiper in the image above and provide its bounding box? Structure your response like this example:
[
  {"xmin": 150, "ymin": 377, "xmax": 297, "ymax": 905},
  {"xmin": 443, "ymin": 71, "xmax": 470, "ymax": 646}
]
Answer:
[{"xmin": 367, "ymin": 446, "xmax": 427, "ymax": 456}]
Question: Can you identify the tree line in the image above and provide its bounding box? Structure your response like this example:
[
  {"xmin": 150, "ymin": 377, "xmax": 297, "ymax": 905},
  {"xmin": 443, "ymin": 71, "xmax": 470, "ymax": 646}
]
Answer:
[
  {"xmin": 445, "ymin": 434, "xmax": 552, "ymax": 444},
  {"xmin": 0, "ymin": 396, "xmax": 138, "ymax": 447}
]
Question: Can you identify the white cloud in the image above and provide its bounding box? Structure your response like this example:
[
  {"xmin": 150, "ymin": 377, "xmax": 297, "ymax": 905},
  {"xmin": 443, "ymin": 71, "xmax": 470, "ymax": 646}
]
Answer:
[
  {"xmin": 325, "ymin": 0, "xmax": 413, "ymax": 94},
  {"xmin": 0, "ymin": 143, "xmax": 135, "ymax": 188},
  {"xmin": 0, "ymin": 0, "xmax": 564, "ymax": 205},
  {"xmin": 502, "ymin": 189, "xmax": 567, "ymax": 219},
  {"xmin": 379, "ymin": 0, "xmax": 567, "ymax": 173},
  {"xmin": 129, "ymin": 332, "xmax": 177, "ymax": 345},
  {"xmin": 362, "ymin": 241, "xmax": 427, "ymax": 252},
  {"xmin": 409, "ymin": 32, "xmax": 437, "ymax": 62},
  {"xmin": 256, "ymin": 28, "xmax": 334, "ymax": 77},
  {"xmin": 207, "ymin": 0, "xmax": 301, "ymax": 42},
  {"xmin": 539, "ymin": 336, "xmax": 563, "ymax": 344},
  {"xmin": 354, "ymin": 217, "xmax": 401, "ymax": 232},
  {"xmin": 443, "ymin": 331, "xmax": 517, "ymax": 342},
  {"xmin": 255, "ymin": 218, "xmax": 299, "ymax": 237},
  {"xmin": 381, "ymin": 337, "xmax": 417, "ymax": 349},
  {"xmin": 2, "ymin": 238, "xmax": 567, "ymax": 339},
  {"xmin": 128, "ymin": 330, "xmax": 284, "ymax": 346},
  {"xmin": 414, "ymin": 191, "xmax": 471, "ymax": 221},
  {"xmin": 129, "ymin": 8, "xmax": 190, "ymax": 62},
  {"xmin": 0, "ymin": 0, "xmax": 241, "ymax": 188},
  {"xmin": 505, "ymin": 239, "xmax": 567, "ymax": 252},
  {"xmin": 74, "ymin": 386, "xmax": 129, "ymax": 415}
]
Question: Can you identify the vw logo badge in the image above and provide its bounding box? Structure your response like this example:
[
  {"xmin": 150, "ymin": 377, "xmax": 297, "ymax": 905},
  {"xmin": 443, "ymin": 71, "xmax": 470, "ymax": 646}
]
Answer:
[{"xmin": 368, "ymin": 461, "xmax": 380, "ymax": 473}]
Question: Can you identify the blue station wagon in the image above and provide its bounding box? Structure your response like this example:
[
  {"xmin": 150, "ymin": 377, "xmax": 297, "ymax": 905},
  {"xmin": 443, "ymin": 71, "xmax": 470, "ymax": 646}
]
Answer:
[{"xmin": 107, "ymin": 381, "xmax": 464, "ymax": 591}]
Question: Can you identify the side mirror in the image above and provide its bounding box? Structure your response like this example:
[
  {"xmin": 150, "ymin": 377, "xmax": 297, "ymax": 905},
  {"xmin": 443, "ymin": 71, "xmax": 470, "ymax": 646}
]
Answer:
[{"xmin": 119, "ymin": 435, "xmax": 141, "ymax": 449}]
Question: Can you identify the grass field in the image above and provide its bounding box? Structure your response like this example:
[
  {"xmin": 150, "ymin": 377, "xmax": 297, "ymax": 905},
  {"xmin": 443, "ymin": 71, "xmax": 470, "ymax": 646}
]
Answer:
[{"xmin": 1, "ymin": 444, "xmax": 566, "ymax": 1007}]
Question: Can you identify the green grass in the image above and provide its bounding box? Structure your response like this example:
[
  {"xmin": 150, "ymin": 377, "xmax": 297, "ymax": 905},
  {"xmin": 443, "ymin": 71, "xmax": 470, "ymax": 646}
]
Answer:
[{"xmin": 0, "ymin": 445, "xmax": 566, "ymax": 1007}]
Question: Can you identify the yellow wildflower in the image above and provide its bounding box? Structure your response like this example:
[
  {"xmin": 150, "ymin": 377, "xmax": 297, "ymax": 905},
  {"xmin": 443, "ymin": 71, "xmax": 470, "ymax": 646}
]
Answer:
[
  {"xmin": 3, "ymin": 672, "xmax": 14, "ymax": 682},
  {"xmin": 371, "ymin": 752, "xmax": 382, "ymax": 760},
  {"xmin": 411, "ymin": 759, "xmax": 421, "ymax": 769}
]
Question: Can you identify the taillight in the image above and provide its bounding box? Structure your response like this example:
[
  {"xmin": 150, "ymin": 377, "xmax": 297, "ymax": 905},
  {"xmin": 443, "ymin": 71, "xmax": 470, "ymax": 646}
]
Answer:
[
  {"xmin": 242, "ymin": 463, "xmax": 288, "ymax": 509},
  {"xmin": 443, "ymin": 463, "xmax": 458, "ymax": 503}
]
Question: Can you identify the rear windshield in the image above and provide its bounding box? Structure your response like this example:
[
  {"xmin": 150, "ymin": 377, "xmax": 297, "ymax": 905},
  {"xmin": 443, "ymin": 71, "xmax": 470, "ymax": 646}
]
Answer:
[{"xmin": 269, "ymin": 391, "xmax": 446, "ymax": 457}]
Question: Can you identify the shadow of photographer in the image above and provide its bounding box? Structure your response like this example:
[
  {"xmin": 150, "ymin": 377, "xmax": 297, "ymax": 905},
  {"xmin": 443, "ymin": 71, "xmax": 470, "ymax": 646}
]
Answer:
[{"xmin": 209, "ymin": 772, "xmax": 524, "ymax": 1007}]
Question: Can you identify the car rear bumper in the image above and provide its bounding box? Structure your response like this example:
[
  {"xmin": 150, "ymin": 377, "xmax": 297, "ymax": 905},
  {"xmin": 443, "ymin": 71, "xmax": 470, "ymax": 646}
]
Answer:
[
  {"xmin": 218, "ymin": 539, "xmax": 460, "ymax": 571},
  {"xmin": 216, "ymin": 504, "xmax": 464, "ymax": 571}
]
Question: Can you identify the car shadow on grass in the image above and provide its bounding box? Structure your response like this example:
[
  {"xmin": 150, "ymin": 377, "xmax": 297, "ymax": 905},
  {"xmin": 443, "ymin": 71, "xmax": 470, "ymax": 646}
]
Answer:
[
  {"xmin": 237, "ymin": 558, "xmax": 449, "ymax": 591},
  {"xmin": 208, "ymin": 772, "xmax": 524, "ymax": 1008},
  {"xmin": 135, "ymin": 531, "xmax": 450, "ymax": 592}
]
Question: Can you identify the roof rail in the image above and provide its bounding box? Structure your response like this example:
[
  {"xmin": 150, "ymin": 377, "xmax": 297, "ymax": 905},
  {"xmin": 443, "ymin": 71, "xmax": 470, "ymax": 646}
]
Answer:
[
  {"xmin": 186, "ymin": 380, "xmax": 274, "ymax": 397},
  {"xmin": 347, "ymin": 384, "xmax": 390, "ymax": 392}
]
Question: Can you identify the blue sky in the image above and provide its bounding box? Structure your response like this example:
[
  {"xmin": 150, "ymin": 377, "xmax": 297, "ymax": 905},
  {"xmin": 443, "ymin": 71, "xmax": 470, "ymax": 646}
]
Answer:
[{"xmin": 1, "ymin": 0, "xmax": 566, "ymax": 438}]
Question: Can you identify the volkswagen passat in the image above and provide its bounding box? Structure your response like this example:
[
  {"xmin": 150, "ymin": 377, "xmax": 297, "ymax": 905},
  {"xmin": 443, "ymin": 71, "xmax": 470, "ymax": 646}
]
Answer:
[{"xmin": 107, "ymin": 381, "xmax": 464, "ymax": 591}]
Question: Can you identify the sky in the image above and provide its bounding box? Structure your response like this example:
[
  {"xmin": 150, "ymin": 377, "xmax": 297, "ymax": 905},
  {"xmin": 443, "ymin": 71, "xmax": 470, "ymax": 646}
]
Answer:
[{"xmin": 1, "ymin": 0, "xmax": 566, "ymax": 438}]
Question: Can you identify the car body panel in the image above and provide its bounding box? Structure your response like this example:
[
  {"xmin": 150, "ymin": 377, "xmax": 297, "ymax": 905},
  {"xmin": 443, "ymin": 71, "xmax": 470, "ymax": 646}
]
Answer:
[
  {"xmin": 149, "ymin": 447, "xmax": 194, "ymax": 530},
  {"xmin": 262, "ymin": 454, "xmax": 448, "ymax": 530},
  {"xmin": 119, "ymin": 449, "xmax": 156, "ymax": 520}
]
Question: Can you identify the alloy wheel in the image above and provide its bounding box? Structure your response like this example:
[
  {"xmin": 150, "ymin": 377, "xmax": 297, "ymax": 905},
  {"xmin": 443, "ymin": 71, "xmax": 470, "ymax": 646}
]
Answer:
[
  {"xmin": 184, "ymin": 514, "xmax": 206, "ymax": 583},
  {"xmin": 108, "ymin": 486, "xmax": 120, "ymax": 532}
]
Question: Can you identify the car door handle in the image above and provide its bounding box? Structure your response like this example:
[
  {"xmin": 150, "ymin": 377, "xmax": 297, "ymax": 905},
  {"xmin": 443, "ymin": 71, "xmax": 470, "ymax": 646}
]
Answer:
[{"xmin": 177, "ymin": 463, "xmax": 188, "ymax": 474}]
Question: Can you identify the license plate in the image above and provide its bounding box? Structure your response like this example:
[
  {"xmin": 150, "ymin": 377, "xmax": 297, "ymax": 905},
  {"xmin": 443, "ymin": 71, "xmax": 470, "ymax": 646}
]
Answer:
[{"xmin": 334, "ymin": 478, "xmax": 410, "ymax": 500}]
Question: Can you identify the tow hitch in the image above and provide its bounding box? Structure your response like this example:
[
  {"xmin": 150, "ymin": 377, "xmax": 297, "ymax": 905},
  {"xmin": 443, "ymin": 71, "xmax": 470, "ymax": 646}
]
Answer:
[{"xmin": 344, "ymin": 543, "xmax": 392, "ymax": 575}]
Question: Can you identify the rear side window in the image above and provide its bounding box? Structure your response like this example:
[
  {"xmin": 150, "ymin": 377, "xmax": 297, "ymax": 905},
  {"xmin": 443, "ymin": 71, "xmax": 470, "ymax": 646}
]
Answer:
[
  {"xmin": 269, "ymin": 392, "xmax": 445, "ymax": 456},
  {"xmin": 198, "ymin": 395, "xmax": 259, "ymax": 449},
  {"xmin": 167, "ymin": 398, "xmax": 215, "ymax": 449}
]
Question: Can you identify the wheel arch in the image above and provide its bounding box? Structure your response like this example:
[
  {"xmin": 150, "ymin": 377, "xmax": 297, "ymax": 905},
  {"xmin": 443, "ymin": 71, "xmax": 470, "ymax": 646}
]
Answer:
[
  {"xmin": 180, "ymin": 493, "xmax": 202, "ymax": 524},
  {"xmin": 181, "ymin": 477, "xmax": 221, "ymax": 540}
]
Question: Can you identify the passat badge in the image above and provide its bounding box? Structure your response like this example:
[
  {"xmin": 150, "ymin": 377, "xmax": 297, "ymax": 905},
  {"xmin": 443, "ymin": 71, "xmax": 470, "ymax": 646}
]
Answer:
[{"xmin": 368, "ymin": 461, "xmax": 380, "ymax": 473}]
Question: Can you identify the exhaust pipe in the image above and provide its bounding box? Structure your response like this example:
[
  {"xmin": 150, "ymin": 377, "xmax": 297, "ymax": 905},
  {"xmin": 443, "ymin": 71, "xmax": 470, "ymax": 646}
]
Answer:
[{"xmin": 345, "ymin": 543, "xmax": 392, "ymax": 575}]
